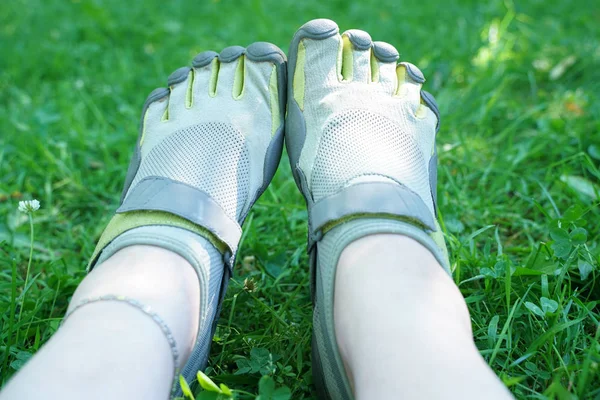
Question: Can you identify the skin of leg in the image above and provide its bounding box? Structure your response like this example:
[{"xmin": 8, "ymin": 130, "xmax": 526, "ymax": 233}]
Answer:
[
  {"xmin": 334, "ymin": 234, "xmax": 514, "ymax": 400},
  {"xmin": 0, "ymin": 245, "xmax": 200, "ymax": 400}
]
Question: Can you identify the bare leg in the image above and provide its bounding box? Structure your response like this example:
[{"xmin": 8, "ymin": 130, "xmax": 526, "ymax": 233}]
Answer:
[
  {"xmin": 334, "ymin": 234, "xmax": 513, "ymax": 400},
  {"xmin": 0, "ymin": 245, "xmax": 200, "ymax": 400}
]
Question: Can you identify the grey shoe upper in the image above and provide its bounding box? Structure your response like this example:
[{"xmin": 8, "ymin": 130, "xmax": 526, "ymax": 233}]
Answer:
[
  {"xmin": 115, "ymin": 42, "xmax": 287, "ymax": 269},
  {"xmin": 285, "ymin": 19, "xmax": 442, "ymax": 253}
]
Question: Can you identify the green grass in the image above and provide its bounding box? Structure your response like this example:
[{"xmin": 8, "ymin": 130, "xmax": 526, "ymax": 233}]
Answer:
[{"xmin": 1, "ymin": 0, "xmax": 599, "ymax": 398}]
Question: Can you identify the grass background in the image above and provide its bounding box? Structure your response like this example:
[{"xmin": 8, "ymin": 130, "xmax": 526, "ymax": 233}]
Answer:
[{"xmin": 1, "ymin": 0, "xmax": 599, "ymax": 398}]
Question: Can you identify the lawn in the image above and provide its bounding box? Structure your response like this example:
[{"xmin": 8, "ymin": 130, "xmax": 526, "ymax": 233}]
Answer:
[{"xmin": 1, "ymin": 0, "xmax": 599, "ymax": 398}]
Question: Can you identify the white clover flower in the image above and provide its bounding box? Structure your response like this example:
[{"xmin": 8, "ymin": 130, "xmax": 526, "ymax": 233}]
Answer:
[{"xmin": 18, "ymin": 199, "xmax": 40, "ymax": 213}]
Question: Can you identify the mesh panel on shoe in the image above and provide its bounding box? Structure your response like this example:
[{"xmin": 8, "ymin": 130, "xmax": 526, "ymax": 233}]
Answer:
[
  {"xmin": 313, "ymin": 289, "xmax": 348, "ymax": 399},
  {"xmin": 129, "ymin": 122, "xmax": 250, "ymax": 219},
  {"xmin": 178, "ymin": 235, "xmax": 226, "ymax": 393},
  {"xmin": 311, "ymin": 109, "xmax": 433, "ymax": 214}
]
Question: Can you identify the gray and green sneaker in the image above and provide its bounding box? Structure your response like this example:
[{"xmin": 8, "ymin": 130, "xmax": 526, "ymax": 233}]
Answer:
[
  {"xmin": 88, "ymin": 42, "xmax": 287, "ymax": 398},
  {"xmin": 285, "ymin": 19, "xmax": 450, "ymax": 399}
]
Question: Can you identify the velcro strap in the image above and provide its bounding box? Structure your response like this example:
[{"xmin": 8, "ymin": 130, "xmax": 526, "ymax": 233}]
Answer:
[
  {"xmin": 118, "ymin": 176, "xmax": 242, "ymax": 262},
  {"xmin": 309, "ymin": 182, "xmax": 435, "ymax": 247}
]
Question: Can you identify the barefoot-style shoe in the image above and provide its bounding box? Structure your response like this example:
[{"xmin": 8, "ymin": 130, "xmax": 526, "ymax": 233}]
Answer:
[
  {"xmin": 88, "ymin": 42, "xmax": 286, "ymax": 397},
  {"xmin": 285, "ymin": 19, "xmax": 449, "ymax": 399}
]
